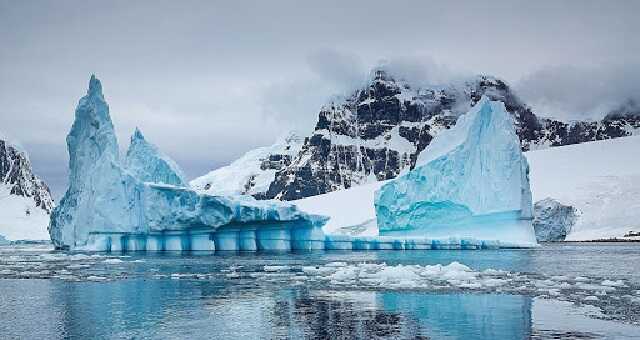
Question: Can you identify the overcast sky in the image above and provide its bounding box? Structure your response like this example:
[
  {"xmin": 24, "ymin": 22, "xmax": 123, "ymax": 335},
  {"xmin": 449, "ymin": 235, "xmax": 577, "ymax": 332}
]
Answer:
[{"xmin": 1, "ymin": 0, "xmax": 638, "ymax": 198}]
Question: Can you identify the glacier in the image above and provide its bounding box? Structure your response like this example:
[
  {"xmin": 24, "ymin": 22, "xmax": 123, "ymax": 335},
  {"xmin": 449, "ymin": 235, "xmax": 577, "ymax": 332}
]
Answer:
[
  {"xmin": 374, "ymin": 97, "xmax": 538, "ymax": 247},
  {"xmin": 49, "ymin": 76, "xmax": 328, "ymax": 251}
]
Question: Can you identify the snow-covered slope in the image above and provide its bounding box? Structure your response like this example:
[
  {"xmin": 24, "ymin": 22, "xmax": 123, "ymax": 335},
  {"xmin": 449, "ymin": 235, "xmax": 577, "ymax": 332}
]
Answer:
[
  {"xmin": 0, "ymin": 138, "xmax": 53, "ymax": 241},
  {"xmin": 191, "ymin": 131, "xmax": 304, "ymax": 196},
  {"xmin": 296, "ymin": 136, "xmax": 640, "ymax": 241},
  {"xmin": 527, "ymin": 135, "xmax": 640, "ymax": 241},
  {"xmin": 295, "ymin": 180, "xmax": 386, "ymax": 236},
  {"xmin": 0, "ymin": 185, "xmax": 50, "ymax": 241}
]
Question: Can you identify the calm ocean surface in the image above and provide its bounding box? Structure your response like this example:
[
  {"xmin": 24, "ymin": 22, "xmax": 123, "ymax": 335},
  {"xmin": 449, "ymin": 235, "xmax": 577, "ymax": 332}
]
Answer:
[{"xmin": 1, "ymin": 243, "xmax": 639, "ymax": 339}]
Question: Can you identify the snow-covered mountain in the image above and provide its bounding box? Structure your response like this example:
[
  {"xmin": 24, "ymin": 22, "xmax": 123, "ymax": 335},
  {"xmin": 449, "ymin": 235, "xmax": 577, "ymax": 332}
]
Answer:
[
  {"xmin": 0, "ymin": 138, "xmax": 54, "ymax": 240},
  {"xmin": 199, "ymin": 67, "xmax": 640, "ymax": 201},
  {"xmin": 191, "ymin": 131, "xmax": 304, "ymax": 196}
]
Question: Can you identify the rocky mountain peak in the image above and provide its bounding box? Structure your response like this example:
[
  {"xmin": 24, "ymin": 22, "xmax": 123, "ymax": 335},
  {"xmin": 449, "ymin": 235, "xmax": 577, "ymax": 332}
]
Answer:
[{"xmin": 0, "ymin": 139, "xmax": 53, "ymax": 214}]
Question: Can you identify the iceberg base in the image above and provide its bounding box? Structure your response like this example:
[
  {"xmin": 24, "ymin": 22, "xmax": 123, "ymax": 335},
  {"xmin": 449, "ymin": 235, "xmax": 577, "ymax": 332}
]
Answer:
[
  {"xmin": 80, "ymin": 225, "xmax": 536, "ymax": 252},
  {"xmin": 81, "ymin": 223, "xmax": 327, "ymax": 252}
]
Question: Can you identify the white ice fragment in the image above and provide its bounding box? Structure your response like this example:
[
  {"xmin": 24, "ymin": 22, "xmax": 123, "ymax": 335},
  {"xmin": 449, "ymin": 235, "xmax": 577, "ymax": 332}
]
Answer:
[
  {"xmin": 263, "ymin": 265, "xmax": 291, "ymax": 272},
  {"xmin": 103, "ymin": 258, "xmax": 124, "ymax": 264},
  {"xmin": 601, "ymin": 279, "xmax": 626, "ymax": 287},
  {"xmin": 86, "ymin": 275, "xmax": 107, "ymax": 281}
]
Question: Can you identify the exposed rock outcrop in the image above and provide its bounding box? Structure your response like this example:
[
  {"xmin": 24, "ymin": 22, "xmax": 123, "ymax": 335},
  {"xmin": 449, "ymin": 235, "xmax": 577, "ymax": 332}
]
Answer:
[{"xmin": 0, "ymin": 139, "xmax": 53, "ymax": 213}]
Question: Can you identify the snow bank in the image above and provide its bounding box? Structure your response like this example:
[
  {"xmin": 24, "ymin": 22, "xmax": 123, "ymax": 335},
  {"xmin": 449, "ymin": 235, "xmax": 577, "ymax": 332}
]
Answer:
[
  {"xmin": 0, "ymin": 185, "xmax": 50, "ymax": 241},
  {"xmin": 527, "ymin": 135, "xmax": 640, "ymax": 240},
  {"xmin": 295, "ymin": 181, "xmax": 386, "ymax": 236}
]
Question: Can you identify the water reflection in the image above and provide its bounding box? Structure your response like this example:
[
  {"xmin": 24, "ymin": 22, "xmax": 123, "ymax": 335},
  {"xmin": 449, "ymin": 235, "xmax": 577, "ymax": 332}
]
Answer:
[
  {"xmin": 1, "ymin": 279, "xmax": 538, "ymax": 339},
  {"xmin": 3, "ymin": 244, "xmax": 640, "ymax": 339}
]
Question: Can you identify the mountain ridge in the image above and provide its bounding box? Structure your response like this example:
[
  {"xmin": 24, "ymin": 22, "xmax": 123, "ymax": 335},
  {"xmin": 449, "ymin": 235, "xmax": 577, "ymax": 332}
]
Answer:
[{"xmin": 194, "ymin": 68, "xmax": 640, "ymax": 201}]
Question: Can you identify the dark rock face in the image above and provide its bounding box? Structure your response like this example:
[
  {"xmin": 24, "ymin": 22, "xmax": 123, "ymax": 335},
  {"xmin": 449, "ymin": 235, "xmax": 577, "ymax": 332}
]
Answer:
[
  {"xmin": 0, "ymin": 139, "xmax": 54, "ymax": 213},
  {"xmin": 533, "ymin": 198, "xmax": 580, "ymax": 242},
  {"xmin": 257, "ymin": 70, "xmax": 640, "ymax": 201}
]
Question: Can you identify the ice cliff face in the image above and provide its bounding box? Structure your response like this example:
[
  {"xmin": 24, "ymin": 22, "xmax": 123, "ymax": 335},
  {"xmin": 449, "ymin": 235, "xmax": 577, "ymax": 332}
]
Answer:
[
  {"xmin": 209, "ymin": 68, "xmax": 638, "ymax": 201},
  {"xmin": 0, "ymin": 139, "xmax": 53, "ymax": 213},
  {"xmin": 125, "ymin": 128, "xmax": 187, "ymax": 186},
  {"xmin": 49, "ymin": 76, "xmax": 327, "ymax": 250},
  {"xmin": 374, "ymin": 97, "xmax": 537, "ymax": 246},
  {"xmin": 49, "ymin": 75, "xmax": 143, "ymax": 248},
  {"xmin": 533, "ymin": 198, "xmax": 580, "ymax": 242}
]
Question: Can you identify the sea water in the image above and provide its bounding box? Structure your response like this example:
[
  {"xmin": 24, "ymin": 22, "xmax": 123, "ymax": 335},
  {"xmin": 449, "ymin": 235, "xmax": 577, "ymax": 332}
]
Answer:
[{"xmin": 1, "ymin": 243, "xmax": 639, "ymax": 339}]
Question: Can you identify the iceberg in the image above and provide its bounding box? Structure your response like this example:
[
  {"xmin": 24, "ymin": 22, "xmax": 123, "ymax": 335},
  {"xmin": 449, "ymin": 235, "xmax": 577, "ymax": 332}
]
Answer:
[
  {"xmin": 124, "ymin": 128, "xmax": 187, "ymax": 187},
  {"xmin": 374, "ymin": 97, "xmax": 537, "ymax": 247},
  {"xmin": 49, "ymin": 76, "xmax": 327, "ymax": 251},
  {"xmin": 533, "ymin": 198, "xmax": 579, "ymax": 242},
  {"xmin": 49, "ymin": 75, "xmax": 142, "ymax": 249}
]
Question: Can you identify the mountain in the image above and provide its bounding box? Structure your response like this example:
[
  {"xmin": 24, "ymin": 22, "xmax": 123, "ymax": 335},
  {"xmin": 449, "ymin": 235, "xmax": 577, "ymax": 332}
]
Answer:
[
  {"xmin": 0, "ymin": 138, "xmax": 54, "ymax": 240},
  {"xmin": 191, "ymin": 131, "xmax": 304, "ymax": 196},
  {"xmin": 199, "ymin": 68, "xmax": 640, "ymax": 201}
]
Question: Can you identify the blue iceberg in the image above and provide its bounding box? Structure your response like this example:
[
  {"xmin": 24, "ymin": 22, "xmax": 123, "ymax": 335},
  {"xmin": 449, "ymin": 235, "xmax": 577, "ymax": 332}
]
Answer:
[
  {"xmin": 374, "ymin": 97, "xmax": 537, "ymax": 247},
  {"xmin": 49, "ymin": 76, "xmax": 327, "ymax": 251},
  {"xmin": 124, "ymin": 128, "xmax": 187, "ymax": 187}
]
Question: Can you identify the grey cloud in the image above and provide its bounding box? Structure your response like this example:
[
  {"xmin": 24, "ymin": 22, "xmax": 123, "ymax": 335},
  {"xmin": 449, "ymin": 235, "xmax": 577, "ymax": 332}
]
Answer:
[
  {"xmin": 306, "ymin": 49, "xmax": 368, "ymax": 93},
  {"xmin": 378, "ymin": 56, "xmax": 471, "ymax": 87},
  {"xmin": 516, "ymin": 63, "xmax": 640, "ymax": 120}
]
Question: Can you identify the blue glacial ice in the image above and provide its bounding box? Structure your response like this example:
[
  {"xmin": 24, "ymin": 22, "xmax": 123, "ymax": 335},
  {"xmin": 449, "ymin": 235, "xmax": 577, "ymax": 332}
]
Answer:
[
  {"xmin": 49, "ymin": 75, "xmax": 143, "ymax": 249},
  {"xmin": 49, "ymin": 76, "xmax": 328, "ymax": 251},
  {"xmin": 374, "ymin": 96, "xmax": 537, "ymax": 247},
  {"xmin": 124, "ymin": 128, "xmax": 187, "ymax": 187}
]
